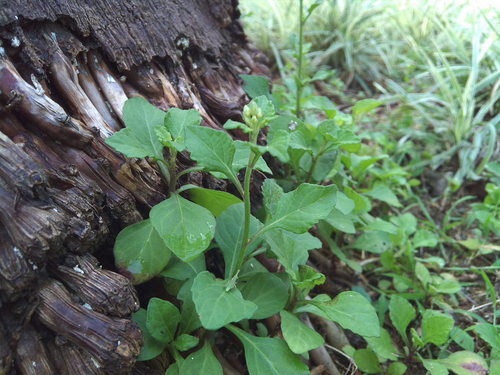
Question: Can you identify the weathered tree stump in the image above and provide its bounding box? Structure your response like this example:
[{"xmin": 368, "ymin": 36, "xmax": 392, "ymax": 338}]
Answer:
[{"xmin": 0, "ymin": 0, "xmax": 269, "ymax": 373}]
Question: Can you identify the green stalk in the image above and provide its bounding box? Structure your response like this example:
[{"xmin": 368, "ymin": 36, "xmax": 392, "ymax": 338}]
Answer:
[
  {"xmin": 305, "ymin": 142, "xmax": 327, "ymax": 183},
  {"xmin": 233, "ymin": 162, "xmax": 254, "ymax": 275},
  {"xmin": 295, "ymin": 0, "xmax": 304, "ymax": 119},
  {"xmin": 233, "ymin": 129, "xmax": 261, "ymax": 276},
  {"xmin": 157, "ymin": 159, "xmax": 172, "ymax": 197},
  {"xmin": 168, "ymin": 148, "xmax": 178, "ymax": 195}
]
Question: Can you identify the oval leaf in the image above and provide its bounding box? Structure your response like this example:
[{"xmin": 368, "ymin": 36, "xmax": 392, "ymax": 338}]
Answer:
[
  {"xmin": 132, "ymin": 309, "xmax": 165, "ymax": 361},
  {"xmin": 225, "ymin": 325, "xmax": 310, "ymax": 375},
  {"xmin": 189, "ymin": 188, "xmax": 242, "ymax": 217},
  {"xmin": 263, "ymin": 183, "xmax": 337, "ymax": 235},
  {"xmin": 178, "ymin": 340, "xmax": 222, "ymax": 375},
  {"xmin": 106, "ymin": 97, "xmax": 166, "ymax": 159},
  {"xmin": 191, "ymin": 271, "xmax": 257, "ymax": 330},
  {"xmin": 297, "ymin": 292, "xmax": 380, "ymax": 337},
  {"xmin": 240, "ymin": 273, "xmax": 288, "ymax": 319},
  {"xmin": 146, "ymin": 298, "xmax": 180, "ymax": 344},
  {"xmin": 150, "ymin": 194, "xmax": 215, "ymax": 262},
  {"xmin": 114, "ymin": 219, "xmax": 171, "ymax": 285},
  {"xmin": 280, "ymin": 310, "xmax": 324, "ymax": 354},
  {"xmin": 185, "ymin": 126, "xmax": 238, "ymax": 184}
]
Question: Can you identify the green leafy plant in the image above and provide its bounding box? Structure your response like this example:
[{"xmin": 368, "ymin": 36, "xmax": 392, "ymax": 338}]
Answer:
[
  {"xmin": 351, "ymin": 294, "xmax": 489, "ymax": 375},
  {"xmin": 105, "ymin": 96, "xmax": 380, "ymax": 374}
]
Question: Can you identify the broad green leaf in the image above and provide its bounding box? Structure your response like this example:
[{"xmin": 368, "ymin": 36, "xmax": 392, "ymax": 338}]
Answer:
[
  {"xmin": 240, "ymin": 75, "xmax": 278, "ymax": 110},
  {"xmin": 191, "ymin": 271, "xmax": 257, "ymax": 330},
  {"xmin": 164, "ymin": 107, "xmax": 202, "ymax": 151},
  {"xmin": 280, "ymin": 310, "xmax": 324, "ymax": 354},
  {"xmin": 352, "ymin": 99, "xmax": 383, "ymax": 124},
  {"xmin": 106, "ymin": 97, "xmax": 166, "ymax": 159},
  {"xmin": 105, "ymin": 128, "xmax": 163, "ymax": 159},
  {"xmin": 114, "ymin": 219, "xmax": 171, "ymax": 285},
  {"xmin": 189, "ymin": 188, "xmax": 242, "ymax": 217},
  {"xmin": 353, "ymin": 349, "xmax": 382, "ymax": 374},
  {"xmin": 146, "ymin": 298, "xmax": 180, "ymax": 344},
  {"xmin": 290, "ymin": 231, "xmax": 322, "ymax": 251},
  {"xmin": 240, "ymin": 273, "xmax": 288, "ymax": 319},
  {"xmin": 415, "ymin": 262, "xmax": 431, "ymax": 289},
  {"xmin": 178, "ymin": 341, "xmax": 222, "ymax": 375},
  {"xmin": 391, "ymin": 213, "xmax": 418, "ymax": 235},
  {"xmin": 422, "ymin": 359, "xmax": 448, "ymax": 375},
  {"xmin": 389, "ymin": 295, "xmax": 416, "ymax": 346},
  {"xmin": 363, "ymin": 219, "xmax": 399, "ymax": 234},
  {"xmin": 174, "ymin": 334, "xmax": 199, "ymax": 352},
  {"xmin": 132, "ymin": 309, "xmax": 165, "ymax": 361},
  {"xmin": 303, "ymin": 95, "xmax": 336, "ymax": 119},
  {"xmin": 316, "ymin": 120, "xmax": 360, "ymax": 148},
  {"xmin": 297, "ymin": 292, "xmax": 380, "ymax": 337},
  {"xmin": 178, "ymin": 278, "xmax": 202, "ymax": 335},
  {"xmin": 450, "ymin": 327, "xmax": 475, "ymax": 352},
  {"xmin": 225, "ymin": 325, "xmax": 310, "ymax": 375},
  {"xmin": 240, "ymin": 74, "xmax": 271, "ymax": 98},
  {"xmin": 267, "ymin": 115, "xmax": 309, "ymax": 143},
  {"xmin": 474, "ymin": 323, "xmax": 500, "ymax": 351},
  {"xmin": 233, "ymin": 141, "xmax": 272, "ymax": 174},
  {"xmin": 441, "ymin": 351, "xmax": 488, "ymax": 375},
  {"xmin": 365, "ymin": 328, "xmax": 399, "ymax": 361},
  {"xmin": 312, "ymin": 151, "xmax": 338, "ymax": 182},
  {"xmin": 413, "ymin": 229, "xmax": 439, "ymax": 248},
  {"xmin": 185, "ymin": 126, "xmax": 238, "ymax": 184},
  {"xmin": 431, "ymin": 279, "xmax": 462, "ymax": 294},
  {"xmin": 388, "ymin": 362, "xmax": 408, "ymax": 375},
  {"xmin": 239, "ymin": 258, "xmax": 269, "ymax": 278},
  {"xmin": 266, "ymin": 130, "xmax": 291, "ymax": 162},
  {"xmin": 490, "ymin": 360, "xmax": 500, "ymax": 374},
  {"xmin": 344, "ymin": 186, "xmax": 372, "ymax": 214},
  {"xmin": 263, "ymin": 183, "xmax": 337, "ymax": 234},
  {"xmin": 159, "ymin": 253, "xmax": 206, "ymax": 280},
  {"xmin": 351, "ymin": 231, "xmax": 391, "ymax": 254},
  {"xmin": 262, "ymin": 179, "xmax": 284, "ymax": 220},
  {"xmin": 364, "ymin": 185, "xmax": 402, "ymax": 208},
  {"xmin": 421, "ymin": 311, "xmax": 454, "ymax": 345},
  {"xmin": 166, "ymin": 363, "xmax": 180, "ymax": 375},
  {"xmin": 289, "ymin": 130, "xmax": 312, "ymax": 151},
  {"xmin": 324, "ymin": 208, "xmax": 356, "ymax": 234},
  {"xmin": 150, "ymin": 194, "xmax": 215, "ymax": 262},
  {"xmin": 215, "ymin": 203, "xmax": 261, "ymax": 279},
  {"xmin": 335, "ymin": 192, "xmax": 355, "ymax": 215},
  {"xmin": 263, "ymin": 229, "xmax": 310, "ymax": 273}
]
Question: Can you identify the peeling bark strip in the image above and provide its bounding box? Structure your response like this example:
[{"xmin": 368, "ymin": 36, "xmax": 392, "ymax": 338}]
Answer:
[
  {"xmin": 0, "ymin": 0, "xmax": 270, "ymax": 372},
  {"xmin": 51, "ymin": 254, "xmax": 140, "ymax": 318},
  {"xmin": 36, "ymin": 280, "xmax": 144, "ymax": 373}
]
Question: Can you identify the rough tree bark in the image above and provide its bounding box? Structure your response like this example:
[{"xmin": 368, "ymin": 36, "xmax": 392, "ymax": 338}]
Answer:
[{"xmin": 0, "ymin": 1, "xmax": 270, "ymax": 373}]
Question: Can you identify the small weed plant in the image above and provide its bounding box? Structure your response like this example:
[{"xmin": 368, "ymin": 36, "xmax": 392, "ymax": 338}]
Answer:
[{"xmin": 105, "ymin": 96, "xmax": 380, "ymax": 374}]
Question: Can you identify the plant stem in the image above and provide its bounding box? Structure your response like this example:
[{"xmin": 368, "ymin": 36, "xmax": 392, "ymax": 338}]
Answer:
[
  {"xmin": 168, "ymin": 148, "xmax": 178, "ymax": 194},
  {"xmin": 176, "ymin": 166, "xmax": 205, "ymax": 179},
  {"xmin": 233, "ymin": 152, "xmax": 260, "ymax": 276},
  {"xmin": 157, "ymin": 159, "xmax": 172, "ymax": 197},
  {"xmin": 305, "ymin": 142, "xmax": 327, "ymax": 183},
  {"xmin": 295, "ymin": 0, "xmax": 304, "ymax": 119},
  {"xmin": 305, "ymin": 155, "xmax": 318, "ymax": 183}
]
